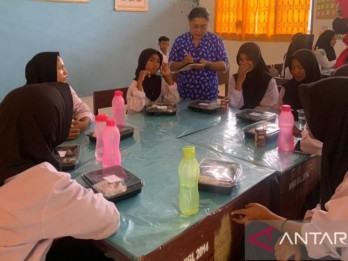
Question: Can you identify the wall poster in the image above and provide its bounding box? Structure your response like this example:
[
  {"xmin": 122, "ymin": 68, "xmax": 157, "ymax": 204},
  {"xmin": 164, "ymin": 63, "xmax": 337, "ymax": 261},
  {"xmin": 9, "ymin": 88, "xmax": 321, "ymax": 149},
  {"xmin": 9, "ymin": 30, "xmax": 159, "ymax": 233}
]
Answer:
[
  {"xmin": 316, "ymin": 0, "xmax": 337, "ymax": 19},
  {"xmin": 115, "ymin": 0, "xmax": 148, "ymax": 12},
  {"xmin": 39, "ymin": 0, "xmax": 88, "ymax": 2}
]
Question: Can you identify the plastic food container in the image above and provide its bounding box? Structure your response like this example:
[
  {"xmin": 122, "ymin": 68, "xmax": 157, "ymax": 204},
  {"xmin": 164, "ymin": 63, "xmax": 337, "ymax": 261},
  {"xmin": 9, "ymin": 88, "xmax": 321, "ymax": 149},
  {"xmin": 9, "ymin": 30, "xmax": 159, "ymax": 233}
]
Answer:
[
  {"xmin": 88, "ymin": 125, "xmax": 134, "ymax": 142},
  {"xmin": 198, "ymin": 159, "xmax": 242, "ymax": 194},
  {"xmin": 187, "ymin": 101, "xmax": 221, "ymax": 113},
  {"xmin": 235, "ymin": 109, "xmax": 277, "ymax": 123},
  {"xmin": 56, "ymin": 144, "xmax": 80, "ymax": 171},
  {"xmin": 145, "ymin": 103, "xmax": 177, "ymax": 116},
  {"xmin": 242, "ymin": 121, "xmax": 280, "ymax": 141},
  {"xmin": 81, "ymin": 165, "xmax": 144, "ymax": 202}
]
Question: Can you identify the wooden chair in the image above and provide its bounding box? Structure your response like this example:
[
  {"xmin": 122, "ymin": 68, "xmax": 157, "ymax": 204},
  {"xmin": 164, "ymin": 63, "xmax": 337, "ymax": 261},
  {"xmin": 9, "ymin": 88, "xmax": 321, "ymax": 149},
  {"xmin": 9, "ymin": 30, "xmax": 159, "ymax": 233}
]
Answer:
[
  {"xmin": 217, "ymin": 70, "xmax": 230, "ymax": 98},
  {"xmin": 93, "ymin": 87, "xmax": 128, "ymax": 115},
  {"xmin": 333, "ymin": 64, "xmax": 348, "ymax": 76}
]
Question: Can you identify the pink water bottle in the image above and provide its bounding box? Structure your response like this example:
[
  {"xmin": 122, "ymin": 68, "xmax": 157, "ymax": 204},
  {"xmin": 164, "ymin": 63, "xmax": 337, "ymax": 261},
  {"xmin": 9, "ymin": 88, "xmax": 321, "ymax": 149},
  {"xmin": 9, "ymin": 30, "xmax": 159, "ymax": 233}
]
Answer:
[
  {"xmin": 112, "ymin": 90, "xmax": 125, "ymax": 126},
  {"xmin": 102, "ymin": 118, "xmax": 122, "ymax": 168},
  {"xmin": 94, "ymin": 113, "xmax": 108, "ymax": 161},
  {"xmin": 277, "ymin": 105, "xmax": 295, "ymax": 152}
]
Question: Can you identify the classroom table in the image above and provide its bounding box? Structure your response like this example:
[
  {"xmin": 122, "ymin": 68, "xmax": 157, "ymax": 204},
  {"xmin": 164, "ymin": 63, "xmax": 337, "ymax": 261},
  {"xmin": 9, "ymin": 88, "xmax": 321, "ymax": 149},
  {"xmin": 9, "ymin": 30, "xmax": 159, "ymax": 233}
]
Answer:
[
  {"xmin": 179, "ymin": 107, "xmax": 321, "ymax": 219},
  {"xmin": 68, "ymin": 132, "xmax": 275, "ymax": 261},
  {"xmin": 67, "ymin": 101, "xmax": 320, "ymax": 260}
]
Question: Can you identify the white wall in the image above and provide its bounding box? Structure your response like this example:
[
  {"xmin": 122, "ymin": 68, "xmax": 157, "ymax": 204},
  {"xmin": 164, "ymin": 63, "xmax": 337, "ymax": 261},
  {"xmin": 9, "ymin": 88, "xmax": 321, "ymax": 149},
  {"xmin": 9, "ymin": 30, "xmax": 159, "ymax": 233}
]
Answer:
[{"xmin": 201, "ymin": 0, "xmax": 345, "ymax": 74}]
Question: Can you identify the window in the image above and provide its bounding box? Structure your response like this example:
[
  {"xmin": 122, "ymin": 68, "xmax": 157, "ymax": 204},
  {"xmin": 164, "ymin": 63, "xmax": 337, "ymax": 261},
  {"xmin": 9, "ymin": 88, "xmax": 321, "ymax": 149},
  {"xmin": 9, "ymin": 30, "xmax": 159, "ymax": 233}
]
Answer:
[{"xmin": 215, "ymin": 0, "xmax": 312, "ymax": 42}]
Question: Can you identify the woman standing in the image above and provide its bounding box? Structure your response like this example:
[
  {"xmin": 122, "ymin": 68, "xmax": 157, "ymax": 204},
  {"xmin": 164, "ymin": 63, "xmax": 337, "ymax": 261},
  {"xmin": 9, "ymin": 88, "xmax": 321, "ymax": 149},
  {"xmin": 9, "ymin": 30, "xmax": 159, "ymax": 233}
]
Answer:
[{"xmin": 169, "ymin": 7, "xmax": 229, "ymax": 100}]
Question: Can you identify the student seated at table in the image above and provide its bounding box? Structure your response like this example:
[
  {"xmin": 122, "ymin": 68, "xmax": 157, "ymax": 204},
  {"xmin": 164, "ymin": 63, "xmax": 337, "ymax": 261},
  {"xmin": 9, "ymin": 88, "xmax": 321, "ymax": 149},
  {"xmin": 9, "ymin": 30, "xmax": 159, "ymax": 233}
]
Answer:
[
  {"xmin": 278, "ymin": 49, "xmax": 322, "ymax": 120},
  {"xmin": 279, "ymin": 49, "xmax": 323, "ymax": 156},
  {"xmin": 231, "ymin": 77, "xmax": 348, "ymax": 260},
  {"xmin": 25, "ymin": 52, "xmax": 94, "ymax": 140},
  {"xmin": 228, "ymin": 42, "xmax": 279, "ymax": 112},
  {"xmin": 281, "ymin": 33, "xmax": 314, "ymax": 79},
  {"xmin": 126, "ymin": 48, "xmax": 180, "ymax": 112},
  {"xmin": 0, "ymin": 82, "xmax": 120, "ymax": 261},
  {"xmin": 314, "ymin": 30, "xmax": 337, "ymax": 76}
]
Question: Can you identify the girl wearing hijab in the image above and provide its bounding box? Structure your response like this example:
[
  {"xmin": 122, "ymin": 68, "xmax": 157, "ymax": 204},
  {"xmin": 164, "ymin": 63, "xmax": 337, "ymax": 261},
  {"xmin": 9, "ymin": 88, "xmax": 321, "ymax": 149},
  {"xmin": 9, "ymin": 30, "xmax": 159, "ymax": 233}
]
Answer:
[
  {"xmin": 314, "ymin": 30, "xmax": 338, "ymax": 75},
  {"xmin": 228, "ymin": 42, "xmax": 279, "ymax": 112},
  {"xmin": 25, "ymin": 52, "xmax": 94, "ymax": 140},
  {"xmin": 126, "ymin": 48, "xmax": 180, "ymax": 112},
  {"xmin": 0, "ymin": 82, "xmax": 119, "ymax": 260},
  {"xmin": 279, "ymin": 49, "xmax": 322, "ymax": 120},
  {"xmin": 281, "ymin": 33, "xmax": 315, "ymax": 79},
  {"xmin": 279, "ymin": 49, "xmax": 323, "ymax": 156},
  {"xmin": 231, "ymin": 77, "xmax": 348, "ymax": 260}
]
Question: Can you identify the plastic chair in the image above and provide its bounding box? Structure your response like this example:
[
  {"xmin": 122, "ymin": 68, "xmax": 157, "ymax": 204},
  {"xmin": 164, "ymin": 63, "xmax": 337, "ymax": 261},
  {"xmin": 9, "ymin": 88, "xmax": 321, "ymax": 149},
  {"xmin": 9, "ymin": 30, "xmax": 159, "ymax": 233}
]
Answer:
[
  {"xmin": 333, "ymin": 64, "xmax": 348, "ymax": 76},
  {"xmin": 93, "ymin": 87, "xmax": 128, "ymax": 115}
]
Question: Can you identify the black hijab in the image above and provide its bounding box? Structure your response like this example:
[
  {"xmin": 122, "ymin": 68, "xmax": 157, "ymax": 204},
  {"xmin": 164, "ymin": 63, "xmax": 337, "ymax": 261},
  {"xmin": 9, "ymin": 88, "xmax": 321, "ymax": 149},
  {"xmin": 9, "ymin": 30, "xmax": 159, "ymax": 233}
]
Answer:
[
  {"xmin": 134, "ymin": 48, "xmax": 163, "ymax": 102},
  {"xmin": 25, "ymin": 52, "xmax": 60, "ymax": 84},
  {"xmin": 314, "ymin": 30, "xmax": 337, "ymax": 62},
  {"xmin": 282, "ymin": 49, "xmax": 322, "ymax": 120},
  {"xmin": 299, "ymin": 77, "xmax": 348, "ymax": 210},
  {"xmin": 283, "ymin": 33, "xmax": 314, "ymax": 76},
  {"xmin": 233, "ymin": 42, "xmax": 272, "ymax": 109},
  {"xmin": 0, "ymin": 82, "xmax": 73, "ymax": 186}
]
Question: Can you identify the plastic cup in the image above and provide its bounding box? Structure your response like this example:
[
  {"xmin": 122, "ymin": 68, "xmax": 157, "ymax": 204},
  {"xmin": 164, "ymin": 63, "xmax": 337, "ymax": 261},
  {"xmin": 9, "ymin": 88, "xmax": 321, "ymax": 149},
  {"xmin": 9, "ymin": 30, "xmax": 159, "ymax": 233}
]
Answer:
[
  {"xmin": 220, "ymin": 98, "xmax": 229, "ymax": 113},
  {"xmin": 297, "ymin": 109, "xmax": 306, "ymax": 130}
]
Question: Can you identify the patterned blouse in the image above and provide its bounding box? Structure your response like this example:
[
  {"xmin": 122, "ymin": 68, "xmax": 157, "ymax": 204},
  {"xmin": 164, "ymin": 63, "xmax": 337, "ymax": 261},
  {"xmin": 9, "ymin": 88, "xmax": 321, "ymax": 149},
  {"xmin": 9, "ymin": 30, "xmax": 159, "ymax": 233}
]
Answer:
[{"xmin": 169, "ymin": 32, "xmax": 229, "ymax": 100}]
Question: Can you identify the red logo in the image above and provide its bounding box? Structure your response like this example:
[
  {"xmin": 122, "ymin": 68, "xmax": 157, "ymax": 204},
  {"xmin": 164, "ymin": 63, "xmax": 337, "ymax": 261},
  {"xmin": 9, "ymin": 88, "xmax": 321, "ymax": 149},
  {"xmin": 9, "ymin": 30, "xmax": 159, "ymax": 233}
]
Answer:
[{"xmin": 248, "ymin": 226, "xmax": 275, "ymax": 253}]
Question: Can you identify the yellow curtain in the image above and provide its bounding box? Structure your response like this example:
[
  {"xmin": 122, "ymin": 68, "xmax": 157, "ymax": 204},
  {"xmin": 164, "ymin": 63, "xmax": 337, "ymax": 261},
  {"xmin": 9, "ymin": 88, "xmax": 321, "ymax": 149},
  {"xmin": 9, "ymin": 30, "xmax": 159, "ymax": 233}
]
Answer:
[{"xmin": 215, "ymin": 0, "xmax": 311, "ymax": 42}]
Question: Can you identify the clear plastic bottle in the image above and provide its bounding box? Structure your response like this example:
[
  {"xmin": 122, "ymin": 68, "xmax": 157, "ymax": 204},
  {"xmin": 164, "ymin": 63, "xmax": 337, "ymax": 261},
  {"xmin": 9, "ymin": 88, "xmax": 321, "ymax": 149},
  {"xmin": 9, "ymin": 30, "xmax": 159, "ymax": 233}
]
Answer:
[
  {"xmin": 94, "ymin": 113, "xmax": 108, "ymax": 161},
  {"xmin": 112, "ymin": 90, "xmax": 125, "ymax": 127},
  {"xmin": 102, "ymin": 118, "xmax": 122, "ymax": 168},
  {"xmin": 178, "ymin": 146, "xmax": 200, "ymax": 215},
  {"xmin": 277, "ymin": 104, "xmax": 295, "ymax": 152}
]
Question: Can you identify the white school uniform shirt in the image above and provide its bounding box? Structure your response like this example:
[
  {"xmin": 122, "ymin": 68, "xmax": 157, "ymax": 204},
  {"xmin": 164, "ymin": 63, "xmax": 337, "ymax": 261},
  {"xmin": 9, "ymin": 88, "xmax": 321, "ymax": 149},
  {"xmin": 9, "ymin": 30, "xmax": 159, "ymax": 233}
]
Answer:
[
  {"xmin": 0, "ymin": 162, "xmax": 120, "ymax": 261},
  {"xmin": 228, "ymin": 76, "xmax": 279, "ymax": 112},
  {"xmin": 70, "ymin": 86, "xmax": 95, "ymax": 122},
  {"xmin": 315, "ymin": 48, "xmax": 336, "ymax": 75},
  {"xmin": 126, "ymin": 78, "xmax": 180, "ymax": 112},
  {"xmin": 302, "ymin": 172, "xmax": 348, "ymax": 260}
]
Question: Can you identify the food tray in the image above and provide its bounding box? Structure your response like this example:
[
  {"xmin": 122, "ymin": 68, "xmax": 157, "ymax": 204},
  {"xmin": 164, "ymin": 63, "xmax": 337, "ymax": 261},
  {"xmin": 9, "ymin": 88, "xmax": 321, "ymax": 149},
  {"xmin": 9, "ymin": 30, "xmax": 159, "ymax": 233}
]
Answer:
[
  {"xmin": 81, "ymin": 165, "xmax": 144, "ymax": 203},
  {"xmin": 187, "ymin": 101, "xmax": 221, "ymax": 114},
  {"xmin": 235, "ymin": 109, "xmax": 277, "ymax": 123},
  {"xmin": 88, "ymin": 125, "xmax": 134, "ymax": 142},
  {"xmin": 56, "ymin": 144, "xmax": 80, "ymax": 171},
  {"xmin": 198, "ymin": 159, "xmax": 242, "ymax": 194},
  {"xmin": 145, "ymin": 103, "xmax": 177, "ymax": 116},
  {"xmin": 242, "ymin": 121, "xmax": 280, "ymax": 140}
]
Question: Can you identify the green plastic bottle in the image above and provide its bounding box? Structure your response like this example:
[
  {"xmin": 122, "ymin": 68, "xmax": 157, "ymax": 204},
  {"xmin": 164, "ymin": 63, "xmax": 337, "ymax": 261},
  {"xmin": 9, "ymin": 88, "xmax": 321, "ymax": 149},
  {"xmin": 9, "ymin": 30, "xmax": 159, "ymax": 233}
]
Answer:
[{"xmin": 178, "ymin": 146, "xmax": 200, "ymax": 215}]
